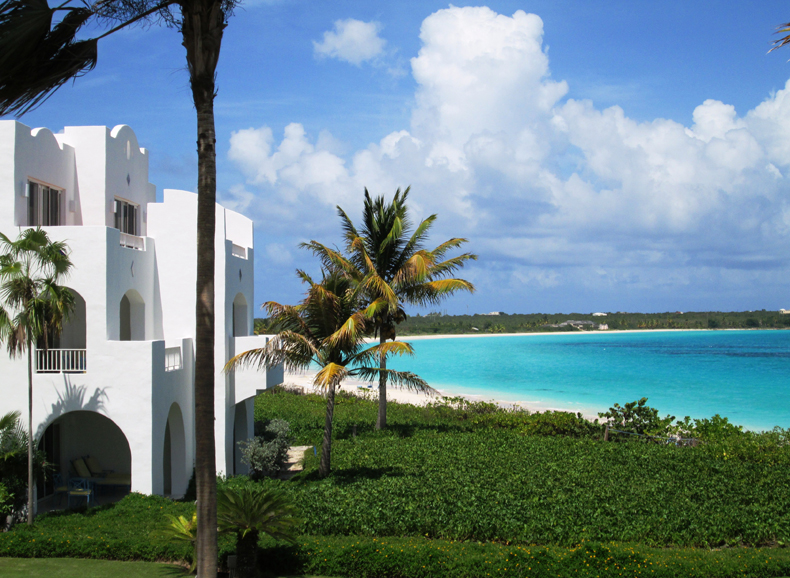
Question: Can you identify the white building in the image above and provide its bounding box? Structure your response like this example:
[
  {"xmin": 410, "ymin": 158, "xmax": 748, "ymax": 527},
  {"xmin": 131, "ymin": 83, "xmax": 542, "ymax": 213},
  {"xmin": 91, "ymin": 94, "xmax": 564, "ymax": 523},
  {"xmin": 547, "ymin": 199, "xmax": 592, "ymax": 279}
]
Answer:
[{"xmin": 0, "ymin": 121, "xmax": 282, "ymax": 504}]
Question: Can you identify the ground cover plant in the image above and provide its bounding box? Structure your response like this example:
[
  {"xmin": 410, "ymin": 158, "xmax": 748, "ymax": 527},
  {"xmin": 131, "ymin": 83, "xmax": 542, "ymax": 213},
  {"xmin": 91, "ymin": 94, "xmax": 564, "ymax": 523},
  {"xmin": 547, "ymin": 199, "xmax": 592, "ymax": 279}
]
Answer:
[{"xmin": 254, "ymin": 388, "xmax": 790, "ymax": 549}]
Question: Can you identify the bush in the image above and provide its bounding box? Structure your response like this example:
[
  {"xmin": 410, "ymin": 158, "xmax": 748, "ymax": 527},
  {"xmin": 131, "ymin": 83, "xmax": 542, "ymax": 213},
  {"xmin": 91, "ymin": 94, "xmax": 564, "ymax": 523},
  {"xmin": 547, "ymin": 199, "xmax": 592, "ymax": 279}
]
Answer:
[
  {"xmin": 521, "ymin": 411, "xmax": 602, "ymax": 438},
  {"xmin": 598, "ymin": 397, "xmax": 675, "ymax": 439},
  {"xmin": 260, "ymin": 535, "xmax": 790, "ymax": 578},
  {"xmin": 0, "ymin": 482, "xmax": 12, "ymax": 516},
  {"xmin": 240, "ymin": 419, "xmax": 292, "ymax": 480}
]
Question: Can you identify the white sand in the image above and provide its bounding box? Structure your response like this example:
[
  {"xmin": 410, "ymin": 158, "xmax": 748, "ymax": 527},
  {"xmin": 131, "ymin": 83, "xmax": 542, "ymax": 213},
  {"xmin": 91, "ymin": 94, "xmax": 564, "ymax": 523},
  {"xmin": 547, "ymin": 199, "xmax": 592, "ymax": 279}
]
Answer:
[{"xmin": 281, "ymin": 367, "xmax": 602, "ymax": 421}]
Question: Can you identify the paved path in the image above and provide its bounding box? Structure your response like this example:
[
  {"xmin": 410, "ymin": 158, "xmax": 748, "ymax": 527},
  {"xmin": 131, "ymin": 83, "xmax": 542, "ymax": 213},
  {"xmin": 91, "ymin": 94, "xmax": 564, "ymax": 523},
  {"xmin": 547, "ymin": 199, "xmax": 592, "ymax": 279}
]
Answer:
[{"xmin": 278, "ymin": 445, "xmax": 312, "ymax": 480}]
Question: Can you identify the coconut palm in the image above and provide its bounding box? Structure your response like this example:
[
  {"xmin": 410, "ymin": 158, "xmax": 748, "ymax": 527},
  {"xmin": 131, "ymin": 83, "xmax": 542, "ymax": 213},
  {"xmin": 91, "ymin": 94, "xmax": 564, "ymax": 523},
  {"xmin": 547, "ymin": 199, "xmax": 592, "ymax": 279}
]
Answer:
[
  {"xmin": 216, "ymin": 485, "xmax": 299, "ymax": 578},
  {"xmin": 225, "ymin": 269, "xmax": 429, "ymax": 477},
  {"xmin": 1, "ymin": 1, "xmax": 237, "ymax": 569},
  {"xmin": 0, "ymin": 227, "xmax": 74, "ymax": 525},
  {"xmin": 303, "ymin": 187, "xmax": 476, "ymax": 430}
]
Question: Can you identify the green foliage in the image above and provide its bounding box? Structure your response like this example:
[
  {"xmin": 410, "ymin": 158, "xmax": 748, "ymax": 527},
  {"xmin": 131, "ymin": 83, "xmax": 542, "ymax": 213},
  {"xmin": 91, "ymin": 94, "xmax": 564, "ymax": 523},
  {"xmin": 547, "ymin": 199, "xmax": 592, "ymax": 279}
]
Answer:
[
  {"xmin": 216, "ymin": 483, "xmax": 300, "ymax": 543},
  {"xmin": 240, "ymin": 419, "xmax": 292, "ymax": 480},
  {"xmin": 675, "ymin": 414, "xmax": 744, "ymax": 441},
  {"xmin": 521, "ymin": 411, "xmax": 602, "ymax": 438},
  {"xmin": 254, "ymin": 390, "xmax": 790, "ymax": 548},
  {"xmin": 158, "ymin": 513, "xmax": 197, "ymax": 573},
  {"xmin": 598, "ymin": 397, "xmax": 675, "ymax": 439},
  {"xmin": 0, "ymin": 493, "xmax": 233, "ymax": 562},
  {"xmin": 394, "ymin": 310, "xmax": 790, "ymax": 334},
  {"xmin": 0, "ymin": 482, "xmax": 13, "ymax": 516},
  {"xmin": 260, "ymin": 535, "xmax": 790, "ymax": 578}
]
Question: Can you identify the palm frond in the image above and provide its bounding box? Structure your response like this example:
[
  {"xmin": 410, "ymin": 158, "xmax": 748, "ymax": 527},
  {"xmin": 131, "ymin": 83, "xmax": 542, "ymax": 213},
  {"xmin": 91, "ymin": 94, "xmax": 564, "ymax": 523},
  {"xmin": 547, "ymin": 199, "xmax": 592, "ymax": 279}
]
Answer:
[
  {"xmin": 314, "ymin": 362, "xmax": 349, "ymax": 390},
  {"xmin": 353, "ymin": 366, "xmax": 435, "ymax": 394},
  {"xmin": 770, "ymin": 22, "xmax": 790, "ymax": 53}
]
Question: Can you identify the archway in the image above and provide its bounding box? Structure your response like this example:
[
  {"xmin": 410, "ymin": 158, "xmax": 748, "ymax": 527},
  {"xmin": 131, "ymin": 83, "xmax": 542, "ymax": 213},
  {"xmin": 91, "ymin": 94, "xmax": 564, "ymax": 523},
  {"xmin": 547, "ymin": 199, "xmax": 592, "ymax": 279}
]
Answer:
[
  {"xmin": 120, "ymin": 289, "xmax": 145, "ymax": 341},
  {"xmin": 163, "ymin": 403, "xmax": 186, "ymax": 497},
  {"xmin": 232, "ymin": 293, "xmax": 248, "ymax": 337},
  {"xmin": 233, "ymin": 401, "xmax": 249, "ymax": 476},
  {"xmin": 37, "ymin": 411, "xmax": 131, "ymax": 504}
]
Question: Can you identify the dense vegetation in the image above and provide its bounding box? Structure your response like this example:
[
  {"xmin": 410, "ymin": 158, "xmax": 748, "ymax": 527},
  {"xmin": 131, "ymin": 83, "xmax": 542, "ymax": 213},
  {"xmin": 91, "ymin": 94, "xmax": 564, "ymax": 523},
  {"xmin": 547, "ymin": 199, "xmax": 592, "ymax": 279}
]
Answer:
[
  {"xmin": 351, "ymin": 310, "xmax": 790, "ymax": 335},
  {"xmin": 1, "ymin": 389, "xmax": 789, "ymax": 577}
]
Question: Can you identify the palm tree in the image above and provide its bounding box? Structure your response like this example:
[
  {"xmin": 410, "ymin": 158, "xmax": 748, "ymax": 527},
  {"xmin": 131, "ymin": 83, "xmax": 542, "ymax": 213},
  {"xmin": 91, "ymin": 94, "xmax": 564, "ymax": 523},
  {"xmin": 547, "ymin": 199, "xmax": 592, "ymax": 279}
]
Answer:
[
  {"xmin": 303, "ymin": 187, "xmax": 477, "ymax": 429},
  {"xmin": 0, "ymin": 227, "xmax": 74, "ymax": 525},
  {"xmin": 216, "ymin": 485, "xmax": 299, "ymax": 578},
  {"xmin": 225, "ymin": 270, "xmax": 429, "ymax": 477},
  {"xmin": 1, "ymin": 1, "xmax": 237, "ymax": 570}
]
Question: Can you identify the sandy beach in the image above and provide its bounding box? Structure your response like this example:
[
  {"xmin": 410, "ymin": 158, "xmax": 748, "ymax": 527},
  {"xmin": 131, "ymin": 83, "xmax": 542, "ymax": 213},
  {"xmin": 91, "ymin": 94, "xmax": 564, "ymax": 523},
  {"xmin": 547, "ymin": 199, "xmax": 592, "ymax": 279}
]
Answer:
[{"xmin": 281, "ymin": 357, "xmax": 603, "ymax": 421}]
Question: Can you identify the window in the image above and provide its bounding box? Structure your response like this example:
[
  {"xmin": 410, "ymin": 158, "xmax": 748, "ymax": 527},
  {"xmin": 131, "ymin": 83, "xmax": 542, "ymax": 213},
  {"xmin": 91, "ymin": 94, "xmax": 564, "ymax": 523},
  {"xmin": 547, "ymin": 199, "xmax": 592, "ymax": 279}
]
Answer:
[
  {"xmin": 114, "ymin": 198, "xmax": 138, "ymax": 235},
  {"xmin": 27, "ymin": 181, "xmax": 62, "ymax": 226}
]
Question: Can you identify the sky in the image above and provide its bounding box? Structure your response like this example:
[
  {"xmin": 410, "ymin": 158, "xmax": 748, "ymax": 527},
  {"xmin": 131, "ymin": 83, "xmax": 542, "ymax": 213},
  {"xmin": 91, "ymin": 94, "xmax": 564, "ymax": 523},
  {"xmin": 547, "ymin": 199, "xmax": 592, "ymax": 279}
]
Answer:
[{"xmin": 10, "ymin": 1, "xmax": 790, "ymax": 315}]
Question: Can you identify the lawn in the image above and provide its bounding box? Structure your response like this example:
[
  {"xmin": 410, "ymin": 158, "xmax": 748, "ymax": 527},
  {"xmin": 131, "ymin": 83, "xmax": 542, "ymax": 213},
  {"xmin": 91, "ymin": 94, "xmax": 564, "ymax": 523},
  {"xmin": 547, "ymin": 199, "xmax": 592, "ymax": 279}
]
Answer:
[{"xmin": 0, "ymin": 557, "xmax": 187, "ymax": 577}]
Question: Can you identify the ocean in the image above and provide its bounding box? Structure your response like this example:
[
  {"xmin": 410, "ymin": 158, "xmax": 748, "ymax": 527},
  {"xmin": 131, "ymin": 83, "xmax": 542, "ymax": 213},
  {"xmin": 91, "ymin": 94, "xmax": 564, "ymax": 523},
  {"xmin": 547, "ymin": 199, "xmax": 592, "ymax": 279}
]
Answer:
[{"xmin": 388, "ymin": 329, "xmax": 790, "ymax": 431}]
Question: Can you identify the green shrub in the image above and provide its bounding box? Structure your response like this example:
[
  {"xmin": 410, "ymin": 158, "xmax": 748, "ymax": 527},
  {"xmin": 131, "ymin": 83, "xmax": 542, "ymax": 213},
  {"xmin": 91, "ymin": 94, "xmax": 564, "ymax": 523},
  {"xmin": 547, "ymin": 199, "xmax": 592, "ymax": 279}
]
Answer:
[
  {"xmin": 521, "ymin": 411, "xmax": 602, "ymax": 438},
  {"xmin": 599, "ymin": 397, "xmax": 675, "ymax": 439},
  {"xmin": 259, "ymin": 535, "xmax": 790, "ymax": 578},
  {"xmin": 240, "ymin": 419, "xmax": 292, "ymax": 480},
  {"xmin": 0, "ymin": 482, "xmax": 12, "ymax": 516}
]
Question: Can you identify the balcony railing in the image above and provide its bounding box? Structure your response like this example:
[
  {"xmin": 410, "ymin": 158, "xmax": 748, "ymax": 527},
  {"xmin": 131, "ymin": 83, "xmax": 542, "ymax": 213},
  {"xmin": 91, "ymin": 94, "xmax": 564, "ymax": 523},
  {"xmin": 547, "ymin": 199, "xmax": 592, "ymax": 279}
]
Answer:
[
  {"xmin": 36, "ymin": 349, "xmax": 87, "ymax": 373},
  {"xmin": 165, "ymin": 346, "xmax": 182, "ymax": 372},
  {"xmin": 231, "ymin": 244, "xmax": 247, "ymax": 259},
  {"xmin": 120, "ymin": 232, "xmax": 145, "ymax": 251}
]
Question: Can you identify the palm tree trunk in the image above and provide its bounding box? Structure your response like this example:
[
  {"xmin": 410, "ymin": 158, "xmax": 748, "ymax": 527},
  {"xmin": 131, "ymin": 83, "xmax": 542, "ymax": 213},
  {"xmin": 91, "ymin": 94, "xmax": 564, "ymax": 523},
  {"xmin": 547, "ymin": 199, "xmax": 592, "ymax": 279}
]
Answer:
[
  {"xmin": 182, "ymin": 1, "xmax": 226, "ymax": 576},
  {"xmin": 235, "ymin": 530, "xmax": 260, "ymax": 578},
  {"xmin": 376, "ymin": 333, "xmax": 387, "ymax": 430},
  {"xmin": 26, "ymin": 339, "xmax": 33, "ymax": 525},
  {"xmin": 319, "ymin": 382, "xmax": 336, "ymax": 477}
]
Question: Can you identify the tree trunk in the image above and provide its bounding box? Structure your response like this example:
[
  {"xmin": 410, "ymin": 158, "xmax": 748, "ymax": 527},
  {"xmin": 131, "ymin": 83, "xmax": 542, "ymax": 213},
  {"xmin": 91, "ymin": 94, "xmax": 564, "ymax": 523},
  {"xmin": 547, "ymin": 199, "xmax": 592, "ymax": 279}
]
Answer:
[
  {"xmin": 26, "ymin": 339, "xmax": 33, "ymax": 525},
  {"xmin": 319, "ymin": 382, "xmax": 336, "ymax": 477},
  {"xmin": 235, "ymin": 530, "xmax": 260, "ymax": 578},
  {"xmin": 181, "ymin": 1, "xmax": 226, "ymax": 576},
  {"xmin": 376, "ymin": 333, "xmax": 387, "ymax": 430}
]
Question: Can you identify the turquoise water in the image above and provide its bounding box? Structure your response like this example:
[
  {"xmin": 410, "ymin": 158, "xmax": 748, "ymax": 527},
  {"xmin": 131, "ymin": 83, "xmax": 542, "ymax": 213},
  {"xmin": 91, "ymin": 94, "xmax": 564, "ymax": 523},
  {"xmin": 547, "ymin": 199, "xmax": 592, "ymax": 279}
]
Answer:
[{"xmin": 387, "ymin": 330, "xmax": 790, "ymax": 431}]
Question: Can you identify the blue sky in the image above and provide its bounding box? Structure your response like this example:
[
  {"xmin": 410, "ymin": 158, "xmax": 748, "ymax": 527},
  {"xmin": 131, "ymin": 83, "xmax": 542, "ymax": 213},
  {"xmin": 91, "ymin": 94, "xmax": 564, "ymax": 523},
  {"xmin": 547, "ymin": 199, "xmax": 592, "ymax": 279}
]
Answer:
[{"xmin": 12, "ymin": 1, "xmax": 790, "ymax": 315}]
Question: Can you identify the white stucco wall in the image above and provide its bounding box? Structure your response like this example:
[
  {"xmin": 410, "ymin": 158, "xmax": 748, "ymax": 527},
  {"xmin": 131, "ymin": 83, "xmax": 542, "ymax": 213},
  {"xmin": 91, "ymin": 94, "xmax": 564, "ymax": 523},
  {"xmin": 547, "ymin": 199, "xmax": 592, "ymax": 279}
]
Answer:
[{"xmin": 0, "ymin": 120, "xmax": 279, "ymax": 503}]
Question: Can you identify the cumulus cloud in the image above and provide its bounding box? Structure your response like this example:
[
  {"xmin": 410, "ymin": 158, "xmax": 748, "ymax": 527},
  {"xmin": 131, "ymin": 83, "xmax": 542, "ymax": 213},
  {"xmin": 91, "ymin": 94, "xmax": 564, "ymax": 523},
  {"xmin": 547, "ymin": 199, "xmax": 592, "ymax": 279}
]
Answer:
[
  {"xmin": 313, "ymin": 19, "xmax": 386, "ymax": 65},
  {"xmin": 232, "ymin": 6, "xmax": 790, "ymax": 311}
]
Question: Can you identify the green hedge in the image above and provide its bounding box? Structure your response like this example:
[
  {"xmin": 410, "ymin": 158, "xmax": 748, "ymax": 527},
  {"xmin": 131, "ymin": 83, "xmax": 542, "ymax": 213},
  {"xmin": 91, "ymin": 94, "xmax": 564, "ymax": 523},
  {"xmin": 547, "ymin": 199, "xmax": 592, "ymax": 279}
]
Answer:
[
  {"xmin": 259, "ymin": 430, "xmax": 790, "ymax": 547},
  {"xmin": 261, "ymin": 535, "xmax": 790, "ymax": 578},
  {"xmin": 0, "ymin": 493, "xmax": 235, "ymax": 563}
]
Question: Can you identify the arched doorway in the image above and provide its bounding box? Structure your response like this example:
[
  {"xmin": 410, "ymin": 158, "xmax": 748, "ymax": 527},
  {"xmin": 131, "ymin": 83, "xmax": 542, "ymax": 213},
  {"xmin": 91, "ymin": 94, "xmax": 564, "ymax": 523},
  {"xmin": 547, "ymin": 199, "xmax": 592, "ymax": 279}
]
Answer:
[
  {"xmin": 162, "ymin": 403, "xmax": 187, "ymax": 497},
  {"xmin": 38, "ymin": 411, "xmax": 131, "ymax": 505},
  {"xmin": 120, "ymin": 289, "xmax": 145, "ymax": 341},
  {"xmin": 232, "ymin": 293, "xmax": 248, "ymax": 337}
]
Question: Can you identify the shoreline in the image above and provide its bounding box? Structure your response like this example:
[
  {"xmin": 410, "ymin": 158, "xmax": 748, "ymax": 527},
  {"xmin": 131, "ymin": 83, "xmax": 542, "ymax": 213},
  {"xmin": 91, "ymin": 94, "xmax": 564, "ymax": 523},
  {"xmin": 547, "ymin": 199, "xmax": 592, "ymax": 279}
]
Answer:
[
  {"xmin": 281, "ymin": 370, "xmax": 603, "ymax": 421},
  {"xmin": 398, "ymin": 328, "xmax": 770, "ymax": 341}
]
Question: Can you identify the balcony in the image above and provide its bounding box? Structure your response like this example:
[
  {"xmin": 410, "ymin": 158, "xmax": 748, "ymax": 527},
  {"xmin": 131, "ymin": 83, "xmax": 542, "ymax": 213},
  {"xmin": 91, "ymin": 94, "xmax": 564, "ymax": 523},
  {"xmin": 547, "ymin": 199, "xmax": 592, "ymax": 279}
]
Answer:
[
  {"xmin": 36, "ymin": 349, "xmax": 87, "ymax": 373},
  {"xmin": 119, "ymin": 232, "xmax": 145, "ymax": 251},
  {"xmin": 231, "ymin": 244, "xmax": 247, "ymax": 259}
]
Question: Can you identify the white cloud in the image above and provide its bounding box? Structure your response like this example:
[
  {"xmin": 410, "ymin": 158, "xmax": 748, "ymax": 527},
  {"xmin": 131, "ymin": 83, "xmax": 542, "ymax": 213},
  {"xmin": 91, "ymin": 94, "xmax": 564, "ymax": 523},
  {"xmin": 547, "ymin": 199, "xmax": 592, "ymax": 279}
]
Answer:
[
  {"xmin": 313, "ymin": 19, "xmax": 386, "ymax": 65},
  {"xmin": 231, "ymin": 6, "xmax": 790, "ymax": 309}
]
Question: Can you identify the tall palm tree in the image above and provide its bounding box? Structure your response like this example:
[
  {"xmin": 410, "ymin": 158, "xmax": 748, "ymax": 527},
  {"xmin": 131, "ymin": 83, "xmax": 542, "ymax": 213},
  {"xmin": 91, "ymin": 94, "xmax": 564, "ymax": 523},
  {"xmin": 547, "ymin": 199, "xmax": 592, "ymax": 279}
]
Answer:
[
  {"xmin": 1, "ymin": 1, "xmax": 237, "ymax": 570},
  {"xmin": 225, "ymin": 270, "xmax": 429, "ymax": 477},
  {"xmin": 304, "ymin": 187, "xmax": 477, "ymax": 430},
  {"xmin": 0, "ymin": 227, "xmax": 74, "ymax": 525}
]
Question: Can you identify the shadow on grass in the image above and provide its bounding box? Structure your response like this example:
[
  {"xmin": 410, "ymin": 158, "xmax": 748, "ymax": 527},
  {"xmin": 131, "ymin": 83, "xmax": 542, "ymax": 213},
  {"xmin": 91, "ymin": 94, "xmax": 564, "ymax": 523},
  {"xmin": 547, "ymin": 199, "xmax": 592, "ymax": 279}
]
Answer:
[{"xmin": 292, "ymin": 465, "xmax": 406, "ymax": 485}]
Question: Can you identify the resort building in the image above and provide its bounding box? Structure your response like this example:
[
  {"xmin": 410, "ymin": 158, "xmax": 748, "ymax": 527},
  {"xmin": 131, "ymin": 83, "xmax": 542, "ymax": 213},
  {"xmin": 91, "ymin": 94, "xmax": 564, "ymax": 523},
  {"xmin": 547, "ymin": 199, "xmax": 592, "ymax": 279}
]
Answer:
[{"xmin": 0, "ymin": 121, "xmax": 282, "ymax": 506}]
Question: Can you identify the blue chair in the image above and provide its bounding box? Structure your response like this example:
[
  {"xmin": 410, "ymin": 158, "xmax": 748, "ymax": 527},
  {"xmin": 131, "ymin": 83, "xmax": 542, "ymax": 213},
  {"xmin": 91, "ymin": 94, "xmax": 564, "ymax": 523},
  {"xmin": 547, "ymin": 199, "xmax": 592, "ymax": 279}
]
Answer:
[
  {"xmin": 52, "ymin": 473, "xmax": 68, "ymax": 506},
  {"xmin": 67, "ymin": 478, "xmax": 93, "ymax": 508}
]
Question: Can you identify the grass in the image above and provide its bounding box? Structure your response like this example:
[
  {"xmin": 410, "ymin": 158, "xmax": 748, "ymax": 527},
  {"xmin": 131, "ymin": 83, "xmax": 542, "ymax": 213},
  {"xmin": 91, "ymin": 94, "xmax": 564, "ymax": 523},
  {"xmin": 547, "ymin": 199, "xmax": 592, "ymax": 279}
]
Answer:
[
  {"xmin": 0, "ymin": 558, "xmax": 334, "ymax": 578},
  {"xmin": 0, "ymin": 557, "xmax": 187, "ymax": 577}
]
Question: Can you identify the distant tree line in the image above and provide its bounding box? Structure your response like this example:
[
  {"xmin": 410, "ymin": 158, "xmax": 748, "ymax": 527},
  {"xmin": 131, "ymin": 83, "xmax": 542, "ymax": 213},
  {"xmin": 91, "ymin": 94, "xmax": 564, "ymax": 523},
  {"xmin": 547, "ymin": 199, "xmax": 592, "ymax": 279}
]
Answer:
[{"xmin": 266, "ymin": 309, "xmax": 790, "ymax": 336}]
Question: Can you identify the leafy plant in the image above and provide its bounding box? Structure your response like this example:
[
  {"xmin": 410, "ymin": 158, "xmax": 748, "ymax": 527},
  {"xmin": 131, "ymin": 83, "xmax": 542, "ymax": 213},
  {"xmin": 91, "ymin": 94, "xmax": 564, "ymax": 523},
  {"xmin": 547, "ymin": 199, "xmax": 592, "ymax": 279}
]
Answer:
[
  {"xmin": 216, "ymin": 484, "xmax": 299, "ymax": 578},
  {"xmin": 159, "ymin": 513, "xmax": 197, "ymax": 573},
  {"xmin": 239, "ymin": 419, "xmax": 292, "ymax": 480},
  {"xmin": 598, "ymin": 397, "xmax": 675, "ymax": 439}
]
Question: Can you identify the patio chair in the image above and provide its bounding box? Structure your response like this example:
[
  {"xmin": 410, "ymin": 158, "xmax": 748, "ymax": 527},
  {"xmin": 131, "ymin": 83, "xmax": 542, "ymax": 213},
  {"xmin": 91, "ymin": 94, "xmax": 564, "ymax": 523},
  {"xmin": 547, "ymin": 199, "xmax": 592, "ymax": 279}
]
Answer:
[
  {"xmin": 83, "ymin": 455, "xmax": 131, "ymax": 494},
  {"xmin": 67, "ymin": 477, "xmax": 93, "ymax": 508},
  {"xmin": 52, "ymin": 473, "xmax": 68, "ymax": 506}
]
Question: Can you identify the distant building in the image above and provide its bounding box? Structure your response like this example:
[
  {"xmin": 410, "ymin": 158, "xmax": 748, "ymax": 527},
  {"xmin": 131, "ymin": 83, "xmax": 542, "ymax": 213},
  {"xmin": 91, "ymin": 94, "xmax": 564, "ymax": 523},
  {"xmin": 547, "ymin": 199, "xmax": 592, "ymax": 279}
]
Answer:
[
  {"xmin": 592, "ymin": 312, "xmax": 607, "ymax": 317},
  {"xmin": 483, "ymin": 311, "xmax": 502, "ymax": 316},
  {"xmin": 780, "ymin": 309, "xmax": 790, "ymax": 314},
  {"xmin": 598, "ymin": 324, "xmax": 609, "ymax": 330}
]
